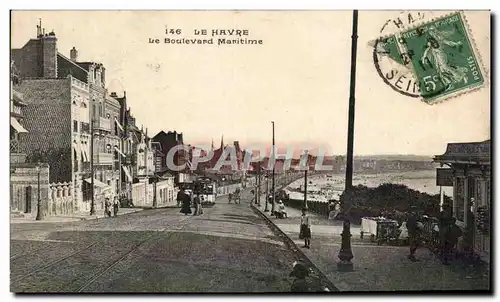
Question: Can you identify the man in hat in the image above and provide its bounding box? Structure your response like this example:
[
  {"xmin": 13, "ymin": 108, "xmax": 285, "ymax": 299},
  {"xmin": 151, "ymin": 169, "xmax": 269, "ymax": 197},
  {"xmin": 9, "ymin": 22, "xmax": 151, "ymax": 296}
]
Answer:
[{"xmin": 406, "ymin": 206, "xmax": 420, "ymax": 261}]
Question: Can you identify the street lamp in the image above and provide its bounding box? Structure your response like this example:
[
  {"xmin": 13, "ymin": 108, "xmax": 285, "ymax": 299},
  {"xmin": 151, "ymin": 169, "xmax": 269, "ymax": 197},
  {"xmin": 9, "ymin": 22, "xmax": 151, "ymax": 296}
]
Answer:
[
  {"xmin": 337, "ymin": 9, "xmax": 358, "ymax": 272},
  {"xmin": 264, "ymin": 171, "xmax": 269, "ymax": 212},
  {"xmin": 153, "ymin": 175, "xmax": 158, "ymax": 208},
  {"xmin": 90, "ymin": 120, "xmax": 96, "ymax": 216},
  {"xmin": 35, "ymin": 163, "xmax": 42, "ymax": 220},
  {"xmin": 271, "ymin": 121, "xmax": 276, "ymax": 215}
]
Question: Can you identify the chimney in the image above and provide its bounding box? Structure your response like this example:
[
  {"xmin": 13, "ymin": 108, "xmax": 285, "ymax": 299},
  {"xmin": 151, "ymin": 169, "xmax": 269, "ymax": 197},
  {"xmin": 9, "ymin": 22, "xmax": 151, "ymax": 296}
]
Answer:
[
  {"xmin": 70, "ymin": 47, "xmax": 78, "ymax": 62},
  {"xmin": 42, "ymin": 32, "xmax": 58, "ymax": 78}
]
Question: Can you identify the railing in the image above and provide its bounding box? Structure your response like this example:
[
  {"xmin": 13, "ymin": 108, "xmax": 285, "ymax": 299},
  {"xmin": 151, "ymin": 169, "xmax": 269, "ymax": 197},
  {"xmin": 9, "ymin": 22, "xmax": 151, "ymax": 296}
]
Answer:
[
  {"xmin": 47, "ymin": 182, "xmax": 74, "ymax": 216},
  {"xmin": 10, "ymin": 139, "xmax": 19, "ymax": 153},
  {"xmin": 93, "ymin": 117, "xmax": 111, "ymax": 132},
  {"xmin": 93, "ymin": 152, "xmax": 114, "ymax": 165}
]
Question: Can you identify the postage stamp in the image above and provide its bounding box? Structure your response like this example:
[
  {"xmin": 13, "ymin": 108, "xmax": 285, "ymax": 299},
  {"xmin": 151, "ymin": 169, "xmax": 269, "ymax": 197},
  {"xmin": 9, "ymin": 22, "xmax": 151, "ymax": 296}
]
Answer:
[{"xmin": 374, "ymin": 11, "xmax": 487, "ymax": 104}]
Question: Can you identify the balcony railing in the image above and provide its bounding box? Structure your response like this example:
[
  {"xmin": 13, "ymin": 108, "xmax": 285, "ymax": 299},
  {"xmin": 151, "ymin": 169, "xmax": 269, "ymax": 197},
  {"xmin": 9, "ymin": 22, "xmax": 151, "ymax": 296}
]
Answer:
[
  {"xmin": 10, "ymin": 139, "xmax": 19, "ymax": 153},
  {"xmin": 93, "ymin": 152, "xmax": 114, "ymax": 165},
  {"xmin": 93, "ymin": 117, "xmax": 111, "ymax": 132}
]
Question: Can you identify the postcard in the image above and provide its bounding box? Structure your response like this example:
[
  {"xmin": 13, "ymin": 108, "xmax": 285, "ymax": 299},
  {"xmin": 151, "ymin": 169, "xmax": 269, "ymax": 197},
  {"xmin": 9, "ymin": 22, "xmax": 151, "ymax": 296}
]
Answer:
[{"xmin": 9, "ymin": 10, "xmax": 490, "ymax": 293}]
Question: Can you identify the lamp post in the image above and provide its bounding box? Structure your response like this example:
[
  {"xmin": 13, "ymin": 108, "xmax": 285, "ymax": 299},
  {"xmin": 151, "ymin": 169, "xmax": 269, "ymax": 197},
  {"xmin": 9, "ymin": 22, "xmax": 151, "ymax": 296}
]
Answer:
[
  {"xmin": 35, "ymin": 163, "xmax": 42, "ymax": 220},
  {"xmin": 271, "ymin": 121, "xmax": 276, "ymax": 215},
  {"xmin": 153, "ymin": 175, "xmax": 158, "ymax": 208},
  {"xmin": 264, "ymin": 171, "xmax": 269, "ymax": 212},
  {"xmin": 337, "ymin": 9, "xmax": 358, "ymax": 272},
  {"xmin": 90, "ymin": 120, "xmax": 96, "ymax": 216},
  {"xmin": 257, "ymin": 161, "xmax": 261, "ymax": 206},
  {"xmin": 304, "ymin": 169, "xmax": 308, "ymax": 210}
]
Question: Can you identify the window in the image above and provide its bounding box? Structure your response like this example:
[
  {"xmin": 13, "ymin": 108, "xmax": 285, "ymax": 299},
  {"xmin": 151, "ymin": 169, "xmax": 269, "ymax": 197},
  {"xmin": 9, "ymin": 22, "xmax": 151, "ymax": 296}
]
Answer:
[
  {"xmin": 73, "ymin": 120, "xmax": 78, "ymax": 132},
  {"xmin": 455, "ymin": 177, "xmax": 465, "ymax": 221}
]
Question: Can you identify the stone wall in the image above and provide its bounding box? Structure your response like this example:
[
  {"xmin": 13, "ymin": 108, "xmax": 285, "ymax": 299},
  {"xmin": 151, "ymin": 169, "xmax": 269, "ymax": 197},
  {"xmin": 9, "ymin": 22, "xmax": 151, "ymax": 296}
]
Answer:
[{"xmin": 10, "ymin": 163, "xmax": 50, "ymax": 216}]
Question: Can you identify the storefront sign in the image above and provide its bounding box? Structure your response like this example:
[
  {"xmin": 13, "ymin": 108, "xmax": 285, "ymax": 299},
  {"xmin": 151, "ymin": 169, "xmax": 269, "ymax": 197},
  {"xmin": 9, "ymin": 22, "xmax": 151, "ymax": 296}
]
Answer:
[{"xmin": 436, "ymin": 168, "xmax": 454, "ymax": 187}]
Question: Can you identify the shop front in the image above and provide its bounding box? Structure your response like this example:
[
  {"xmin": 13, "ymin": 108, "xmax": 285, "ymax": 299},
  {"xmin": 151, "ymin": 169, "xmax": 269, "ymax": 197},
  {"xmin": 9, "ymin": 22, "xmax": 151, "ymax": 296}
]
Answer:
[{"xmin": 434, "ymin": 140, "xmax": 491, "ymax": 263}]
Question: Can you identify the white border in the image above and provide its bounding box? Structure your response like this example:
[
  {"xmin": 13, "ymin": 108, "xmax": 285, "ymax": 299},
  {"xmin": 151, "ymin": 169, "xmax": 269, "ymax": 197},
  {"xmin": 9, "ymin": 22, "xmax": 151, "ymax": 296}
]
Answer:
[{"xmin": 2, "ymin": 1, "xmax": 497, "ymax": 302}]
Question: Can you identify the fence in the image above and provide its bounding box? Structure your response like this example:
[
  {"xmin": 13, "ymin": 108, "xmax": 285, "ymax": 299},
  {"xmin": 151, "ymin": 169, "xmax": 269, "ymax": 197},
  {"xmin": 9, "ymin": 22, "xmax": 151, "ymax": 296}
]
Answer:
[{"xmin": 47, "ymin": 182, "xmax": 75, "ymax": 216}]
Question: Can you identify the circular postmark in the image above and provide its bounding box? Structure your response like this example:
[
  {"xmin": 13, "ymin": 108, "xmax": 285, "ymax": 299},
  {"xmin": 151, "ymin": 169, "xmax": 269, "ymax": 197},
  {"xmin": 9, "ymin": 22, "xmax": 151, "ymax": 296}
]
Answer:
[{"xmin": 373, "ymin": 11, "xmax": 428, "ymax": 98}]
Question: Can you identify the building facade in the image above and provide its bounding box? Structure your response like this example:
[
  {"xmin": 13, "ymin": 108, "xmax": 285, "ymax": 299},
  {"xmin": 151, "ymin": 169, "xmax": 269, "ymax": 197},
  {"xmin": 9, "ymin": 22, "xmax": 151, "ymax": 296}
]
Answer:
[{"xmin": 434, "ymin": 140, "xmax": 491, "ymax": 262}]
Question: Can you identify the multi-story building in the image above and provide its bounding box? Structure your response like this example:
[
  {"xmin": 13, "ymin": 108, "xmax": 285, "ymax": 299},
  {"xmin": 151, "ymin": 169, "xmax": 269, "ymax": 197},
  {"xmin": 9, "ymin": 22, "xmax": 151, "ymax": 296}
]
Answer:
[
  {"xmin": 10, "ymin": 63, "xmax": 28, "ymax": 162},
  {"xmin": 11, "ymin": 27, "xmax": 96, "ymax": 214},
  {"xmin": 11, "ymin": 24, "xmax": 123, "ymax": 213}
]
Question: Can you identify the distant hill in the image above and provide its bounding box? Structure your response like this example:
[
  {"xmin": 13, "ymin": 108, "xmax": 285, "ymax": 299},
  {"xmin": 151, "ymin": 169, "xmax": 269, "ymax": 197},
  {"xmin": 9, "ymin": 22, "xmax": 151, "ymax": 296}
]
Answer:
[{"xmin": 353, "ymin": 155, "xmax": 434, "ymax": 162}]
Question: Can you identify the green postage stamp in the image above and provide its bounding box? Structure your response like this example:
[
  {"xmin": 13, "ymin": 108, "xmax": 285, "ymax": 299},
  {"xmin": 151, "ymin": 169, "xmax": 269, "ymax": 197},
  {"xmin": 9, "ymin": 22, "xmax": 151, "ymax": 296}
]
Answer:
[{"xmin": 376, "ymin": 11, "xmax": 486, "ymax": 104}]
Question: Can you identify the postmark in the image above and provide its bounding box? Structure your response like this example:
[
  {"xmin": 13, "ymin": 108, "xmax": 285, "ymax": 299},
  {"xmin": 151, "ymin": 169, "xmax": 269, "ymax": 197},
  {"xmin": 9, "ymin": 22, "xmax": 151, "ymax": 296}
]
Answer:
[
  {"xmin": 372, "ymin": 11, "xmax": 428, "ymax": 98},
  {"xmin": 375, "ymin": 11, "xmax": 487, "ymax": 104}
]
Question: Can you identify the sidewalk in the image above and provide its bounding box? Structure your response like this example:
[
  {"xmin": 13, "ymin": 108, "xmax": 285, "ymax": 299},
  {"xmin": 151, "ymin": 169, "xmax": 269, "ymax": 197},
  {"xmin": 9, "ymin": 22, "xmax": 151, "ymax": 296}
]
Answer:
[
  {"xmin": 253, "ymin": 199, "xmax": 490, "ymax": 291},
  {"xmin": 10, "ymin": 207, "xmax": 143, "ymax": 224}
]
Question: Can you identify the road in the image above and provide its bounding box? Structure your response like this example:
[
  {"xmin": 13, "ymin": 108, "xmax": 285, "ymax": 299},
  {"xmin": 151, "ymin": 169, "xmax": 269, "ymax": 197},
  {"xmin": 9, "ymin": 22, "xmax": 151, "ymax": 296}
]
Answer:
[{"xmin": 10, "ymin": 191, "xmax": 300, "ymax": 293}]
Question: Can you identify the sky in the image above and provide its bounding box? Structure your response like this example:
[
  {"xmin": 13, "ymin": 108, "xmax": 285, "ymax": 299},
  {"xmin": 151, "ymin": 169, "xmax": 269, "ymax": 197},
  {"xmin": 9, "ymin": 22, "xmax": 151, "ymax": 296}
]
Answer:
[{"xmin": 10, "ymin": 10, "xmax": 490, "ymax": 156}]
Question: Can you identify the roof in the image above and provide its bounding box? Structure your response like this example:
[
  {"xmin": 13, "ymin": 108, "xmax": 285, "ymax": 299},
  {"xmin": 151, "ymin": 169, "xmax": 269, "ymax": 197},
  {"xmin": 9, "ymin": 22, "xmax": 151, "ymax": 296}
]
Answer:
[{"xmin": 434, "ymin": 140, "xmax": 490, "ymax": 165}]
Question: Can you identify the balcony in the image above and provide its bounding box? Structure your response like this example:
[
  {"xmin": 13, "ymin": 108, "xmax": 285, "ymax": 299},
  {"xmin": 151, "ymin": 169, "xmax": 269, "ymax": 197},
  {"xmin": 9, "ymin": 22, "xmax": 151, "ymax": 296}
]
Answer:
[
  {"xmin": 93, "ymin": 152, "xmax": 114, "ymax": 165},
  {"xmin": 93, "ymin": 117, "xmax": 111, "ymax": 132}
]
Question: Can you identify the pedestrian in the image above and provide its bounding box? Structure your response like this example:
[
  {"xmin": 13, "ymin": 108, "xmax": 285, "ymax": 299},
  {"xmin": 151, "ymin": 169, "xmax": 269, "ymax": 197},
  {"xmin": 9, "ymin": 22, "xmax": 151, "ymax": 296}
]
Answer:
[
  {"xmin": 104, "ymin": 197, "xmax": 112, "ymax": 218},
  {"xmin": 193, "ymin": 194, "xmax": 201, "ymax": 216},
  {"xmin": 176, "ymin": 190, "xmax": 183, "ymax": 208},
  {"xmin": 299, "ymin": 207, "xmax": 311, "ymax": 249},
  {"xmin": 113, "ymin": 196, "xmax": 119, "ymax": 217},
  {"xmin": 439, "ymin": 203, "xmax": 453, "ymax": 261},
  {"xmin": 442, "ymin": 217, "xmax": 462, "ymax": 265},
  {"xmin": 406, "ymin": 207, "xmax": 421, "ymax": 261},
  {"xmin": 180, "ymin": 191, "xmax": 192, "ymax": 215}
]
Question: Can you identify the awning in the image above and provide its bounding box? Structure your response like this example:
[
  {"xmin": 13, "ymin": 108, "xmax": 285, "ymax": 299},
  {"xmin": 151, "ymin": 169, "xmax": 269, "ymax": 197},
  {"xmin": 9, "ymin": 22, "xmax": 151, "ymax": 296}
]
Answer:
[
  {"xmin": 81, "ymin": 141, "xmax": 89, "ymax": 162},
  {"xmin": 114, "ymin": 146, "xmax": 126, "ymax": 158},
  {"xmin": 10, "ymin": 117, "xmax": 28, "ymax": 133},
  {"xmin": 122, "ymin": 166, "xmax": 133, "ymax": 182},
  {"xmin": 73, "ymin": 141, "xmax": 81, "ymax": 158},
  {"xmin": 115, "ymin": 117, "xmax": 124, "ymax": 131},
  {"xmin": 84, "ymin": 178, "xmax": 112, "ymax": 191}
]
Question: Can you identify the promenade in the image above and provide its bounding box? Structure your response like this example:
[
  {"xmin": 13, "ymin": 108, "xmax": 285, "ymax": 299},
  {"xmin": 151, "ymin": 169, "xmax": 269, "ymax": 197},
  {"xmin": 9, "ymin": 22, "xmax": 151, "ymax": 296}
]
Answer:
[
  {"xmin": 253, "ymin": 200, "xmax": 490, "ymax": 291},
  {"xmin": 10, "ymin": 190, "xmax": 306, "ymax": 293}
]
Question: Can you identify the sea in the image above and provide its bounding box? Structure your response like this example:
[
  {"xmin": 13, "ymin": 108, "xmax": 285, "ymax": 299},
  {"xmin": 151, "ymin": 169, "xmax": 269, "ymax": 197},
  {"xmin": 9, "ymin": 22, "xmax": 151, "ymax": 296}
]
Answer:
[{"xmin": 285, "ymin": 169, "xmax": 453, "ymax": 202}]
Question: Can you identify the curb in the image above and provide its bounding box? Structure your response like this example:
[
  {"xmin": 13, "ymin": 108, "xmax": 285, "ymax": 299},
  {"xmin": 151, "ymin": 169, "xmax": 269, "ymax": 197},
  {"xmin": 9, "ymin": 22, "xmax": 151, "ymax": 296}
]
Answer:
[{"xmin": 250, "ymin": 203, "xmax": 339, "ymax": 292}]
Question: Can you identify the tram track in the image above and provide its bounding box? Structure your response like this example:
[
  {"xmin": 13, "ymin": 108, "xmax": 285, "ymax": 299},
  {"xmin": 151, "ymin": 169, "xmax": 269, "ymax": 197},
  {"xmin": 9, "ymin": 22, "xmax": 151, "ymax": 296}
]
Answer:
[{"xmin": 11, "ymin": 213, "xmax": 194, "ymax": 292}]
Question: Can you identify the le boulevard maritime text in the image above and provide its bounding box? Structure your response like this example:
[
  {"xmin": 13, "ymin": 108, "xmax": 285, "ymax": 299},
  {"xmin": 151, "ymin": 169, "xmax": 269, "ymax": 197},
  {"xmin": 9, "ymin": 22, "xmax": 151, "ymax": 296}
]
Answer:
[{"xmin": 148, "ymin": 27, "xmax": 264, "ymax": 45}]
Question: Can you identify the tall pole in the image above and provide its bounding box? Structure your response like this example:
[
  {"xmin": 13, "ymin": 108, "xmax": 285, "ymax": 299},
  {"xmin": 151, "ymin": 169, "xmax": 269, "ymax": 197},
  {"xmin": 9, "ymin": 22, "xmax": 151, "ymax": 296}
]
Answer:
[
  {"xmin": 271, "ymin": 121, "xmax": 276, "ymax": 215},
  {"xmin": 264, "ymin": 170, "xmax": 269, "ymax": 212},
  {"xmin": 303, "ymin": 169, "xmax": 308, "ymax": 210},
  {"xmin": 153, "ymin": 176, "xmax": 158, "ymax": 208},
  {"xmin": 257, "ymin": 162, "xmax": 261, "ymax": 206},
  {"xmin": 338, "ymin": 9, "xmax": 358, "ymax": 271},
  {"xmin": 35, "ymin": 164, "xmax": 42, "ymax": 220},
  {"xmin": 90, "ymin": 123, "xmax": 96, "ymax": 216}
]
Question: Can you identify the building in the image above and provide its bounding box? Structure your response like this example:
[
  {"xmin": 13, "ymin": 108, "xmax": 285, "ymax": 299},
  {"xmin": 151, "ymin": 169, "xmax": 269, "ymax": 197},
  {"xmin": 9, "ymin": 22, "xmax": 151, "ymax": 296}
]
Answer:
[
  {"xmin": 10, "ymin": 62, "xmax": 28, "ymax": 162},
  {"xmin": 434, "ymin": 139, "xmax": 491, "ymax": 262},
  {"xmin": 11, "ymin": 22, "xmax": 124, "ymax": 214},
  {"xmin": 152, "ymin": 130, "xmax": 190, "ymax": 184},
  {"xmin": 10, "ymin": 62, "xmax": 51, "ymax": 217},
  {"xmin": 151, "ymin": 141, "xmax": 166, "ymax": 173}
]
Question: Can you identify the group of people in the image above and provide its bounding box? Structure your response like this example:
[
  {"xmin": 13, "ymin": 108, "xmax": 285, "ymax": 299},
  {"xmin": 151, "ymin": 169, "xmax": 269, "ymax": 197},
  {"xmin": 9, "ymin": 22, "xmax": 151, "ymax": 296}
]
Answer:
[
  {"xmin": 178, "ymin": 190, "xmax": 204, "ymax": 216},
  {"xmin": 405, "ymin": 204, "xmax": 463, "ymax": 264},
  {"xmin": 104, "ymin": 196, "xmax": 120, "ymax": 218}
]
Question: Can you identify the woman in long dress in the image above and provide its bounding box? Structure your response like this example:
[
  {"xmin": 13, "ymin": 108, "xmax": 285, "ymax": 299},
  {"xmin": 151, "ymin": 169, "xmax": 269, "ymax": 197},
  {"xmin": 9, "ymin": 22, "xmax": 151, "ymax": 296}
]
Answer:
[
  {"xmin": 420, "ymin": 26, "xmax": 468, "ymax": 91},
  {"xmin": 180, "ymin": 191, "xmax": 192, "ymax": 215}
]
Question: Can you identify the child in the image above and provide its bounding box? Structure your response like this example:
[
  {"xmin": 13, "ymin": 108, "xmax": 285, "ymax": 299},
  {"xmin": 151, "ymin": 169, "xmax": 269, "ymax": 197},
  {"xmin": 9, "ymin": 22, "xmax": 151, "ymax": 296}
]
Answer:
[{"xmin": 300, "ymin": 208, "xmax": 311, "ymax": 248}]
